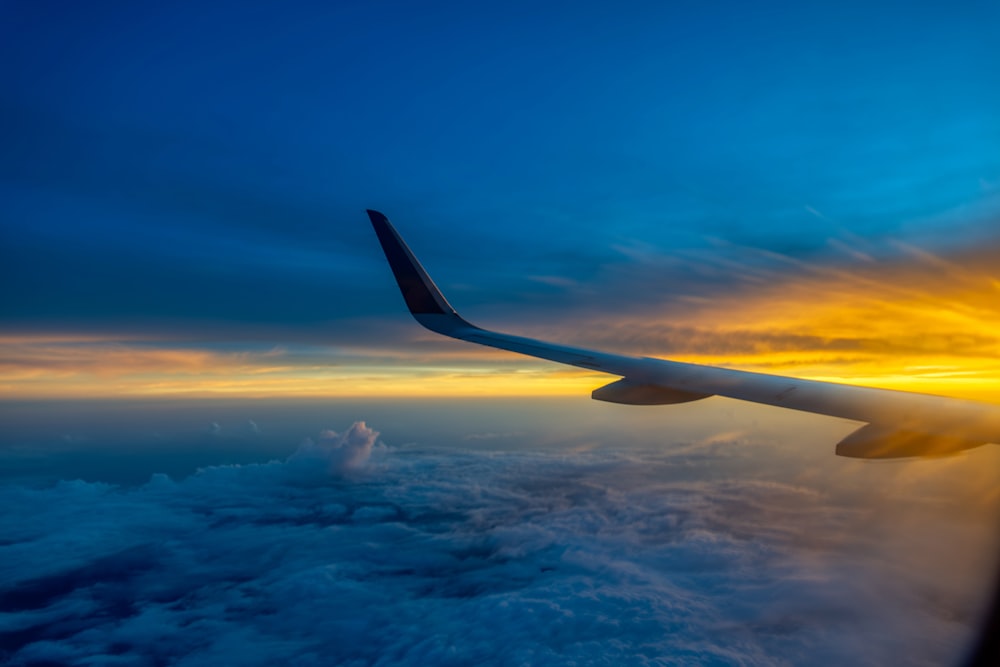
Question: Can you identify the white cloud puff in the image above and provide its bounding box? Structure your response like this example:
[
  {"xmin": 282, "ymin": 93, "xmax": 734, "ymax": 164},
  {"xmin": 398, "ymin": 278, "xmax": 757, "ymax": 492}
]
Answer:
[
  {"xmin": 288, "ymin": 421, "xmax": 380, "ymax": 474},
  {"xmin": 0, "ymin": 422, "xmax": 995, "ymax": 666}
]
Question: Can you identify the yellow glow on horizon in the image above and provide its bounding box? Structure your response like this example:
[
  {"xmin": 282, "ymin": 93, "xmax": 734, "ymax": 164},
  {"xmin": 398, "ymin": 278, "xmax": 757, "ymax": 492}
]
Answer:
[
  {"xmin": 0, "ymin": 360, "xmax": 606, "ymax": 399},
  {"xmin": 1, "ymin": 334, "xmax": 996, "ymax": 402},
  {"xmin": 2, "ymin": 241, "xmax": 998, "ymax": 402},
  {"xmin": 0, "ymin": 336, "xmax": 607, "ymax": 398},
  {"xmin": 558, "ymin": 241, "xmax": 1000, "ymax": 404}
]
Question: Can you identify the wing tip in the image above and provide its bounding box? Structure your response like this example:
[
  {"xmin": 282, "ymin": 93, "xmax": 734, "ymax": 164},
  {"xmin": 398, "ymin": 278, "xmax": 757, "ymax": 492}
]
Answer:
[{"xmin": 366, "ymin": 209, "xmax": 456, "ymax": 317}]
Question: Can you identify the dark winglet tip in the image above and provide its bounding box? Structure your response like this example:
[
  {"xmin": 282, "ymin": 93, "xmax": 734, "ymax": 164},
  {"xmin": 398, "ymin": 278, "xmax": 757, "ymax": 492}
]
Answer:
[{"xmin": 366, "ymin": 208, "xmax": 454, "ymax": 316}]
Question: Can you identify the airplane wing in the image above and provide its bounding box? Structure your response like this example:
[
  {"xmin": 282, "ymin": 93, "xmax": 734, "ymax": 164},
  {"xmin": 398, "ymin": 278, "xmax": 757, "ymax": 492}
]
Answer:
[{"xmin": 367, "ymin": 209, "xmax": 1000, "ymax": 459}]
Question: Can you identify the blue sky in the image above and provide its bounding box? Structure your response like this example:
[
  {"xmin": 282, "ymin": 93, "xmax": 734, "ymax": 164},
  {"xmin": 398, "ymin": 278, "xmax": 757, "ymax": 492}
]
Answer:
[{"xmin": 2, "ymin": 1, "xmax": 998, "ymax": 342}]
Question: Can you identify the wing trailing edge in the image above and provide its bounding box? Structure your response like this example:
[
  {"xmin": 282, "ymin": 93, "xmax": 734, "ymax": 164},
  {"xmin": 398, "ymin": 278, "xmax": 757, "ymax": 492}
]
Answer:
[{"xmin": 366, "ymin": 210, "xmax": 1000, "ymax": 459}]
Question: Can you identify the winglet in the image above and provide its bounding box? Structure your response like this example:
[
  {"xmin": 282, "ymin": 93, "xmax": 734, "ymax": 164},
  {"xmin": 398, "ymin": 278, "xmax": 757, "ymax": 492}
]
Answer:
[{"xmin": 367, "ymin": 210, "xmax": 457, "ymax": 316}]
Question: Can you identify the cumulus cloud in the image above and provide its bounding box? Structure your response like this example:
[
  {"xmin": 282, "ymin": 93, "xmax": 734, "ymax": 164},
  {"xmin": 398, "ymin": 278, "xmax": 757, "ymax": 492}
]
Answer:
[
  {"xmin": 0, "ymin": 422, "xmax": 995, "ymax": 666},
  {"xmin": 288, "ymin": 421, "xmax": 380, "ymax": 474}
]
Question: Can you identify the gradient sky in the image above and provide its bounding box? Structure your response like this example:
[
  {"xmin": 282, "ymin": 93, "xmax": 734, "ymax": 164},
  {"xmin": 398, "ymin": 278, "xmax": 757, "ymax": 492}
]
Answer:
[
  {"xmin": 2, "ymin": 0, "xmax": 1000, "ymax": 400},
  {"xmin": 3, "ymin": 4, "xmax": 1000, "ymax": 665}
]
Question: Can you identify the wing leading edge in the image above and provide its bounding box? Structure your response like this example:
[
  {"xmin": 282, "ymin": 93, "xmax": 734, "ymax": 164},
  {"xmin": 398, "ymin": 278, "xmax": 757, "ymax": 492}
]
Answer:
[{"xmin": 366, "ymin": 210, "xmax": 1000, "ymax": 459}]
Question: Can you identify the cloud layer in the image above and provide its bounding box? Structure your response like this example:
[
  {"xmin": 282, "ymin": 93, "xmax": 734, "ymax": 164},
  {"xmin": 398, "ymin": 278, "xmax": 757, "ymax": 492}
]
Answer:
[{"xmin": 0, "ymin": 422, "xmax": 995, "ymax": 666}]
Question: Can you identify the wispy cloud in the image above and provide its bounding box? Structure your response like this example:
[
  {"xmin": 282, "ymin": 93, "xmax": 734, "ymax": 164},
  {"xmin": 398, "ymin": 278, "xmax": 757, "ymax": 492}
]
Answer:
[
  {"xmin": 3, "ymin": 232, "xmax": 1000, "ymax": 401},
  {"xmin": 517, "ymin": 235, "xmax": 1000, "ymax": 401}
]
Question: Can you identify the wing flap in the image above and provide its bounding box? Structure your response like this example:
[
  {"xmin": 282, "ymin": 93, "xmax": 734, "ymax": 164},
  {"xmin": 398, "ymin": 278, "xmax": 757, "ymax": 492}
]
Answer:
[
  {"xmin": 592, "ymin": 378, "xmax": 713, "ymax": 405},
  {"xmin": 835, "ymin": 423, "xmax": 985, "ymax": 459}
]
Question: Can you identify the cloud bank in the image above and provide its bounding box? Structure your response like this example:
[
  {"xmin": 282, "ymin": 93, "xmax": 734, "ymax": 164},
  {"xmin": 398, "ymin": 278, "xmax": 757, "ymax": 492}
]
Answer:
[{"xmin": 0, "ymin": 422, "xmax": 994, "ymax": 666}]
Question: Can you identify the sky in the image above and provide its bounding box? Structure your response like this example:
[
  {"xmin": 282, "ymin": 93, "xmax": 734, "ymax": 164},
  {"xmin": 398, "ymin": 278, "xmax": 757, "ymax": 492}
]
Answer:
[
  {"xmin": 2, "ymin": 1, "xmax": 1000, "ymax": 665},
  {"xmin": 1, "ymin": 0, "xmax": 999, "ymax": 401}
]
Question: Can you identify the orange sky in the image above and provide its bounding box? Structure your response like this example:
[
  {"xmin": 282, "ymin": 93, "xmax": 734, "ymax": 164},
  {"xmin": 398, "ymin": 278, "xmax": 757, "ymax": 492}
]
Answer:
[{"xmin": 3, "ymin": 240, "xmax": 999, "ymax": 403}]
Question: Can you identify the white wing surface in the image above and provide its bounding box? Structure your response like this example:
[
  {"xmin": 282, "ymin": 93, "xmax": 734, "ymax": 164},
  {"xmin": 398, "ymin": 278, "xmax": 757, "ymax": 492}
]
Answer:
[{"xmin": 367, "ymin": 210, "xmax": 1000, "ymax": 459}]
